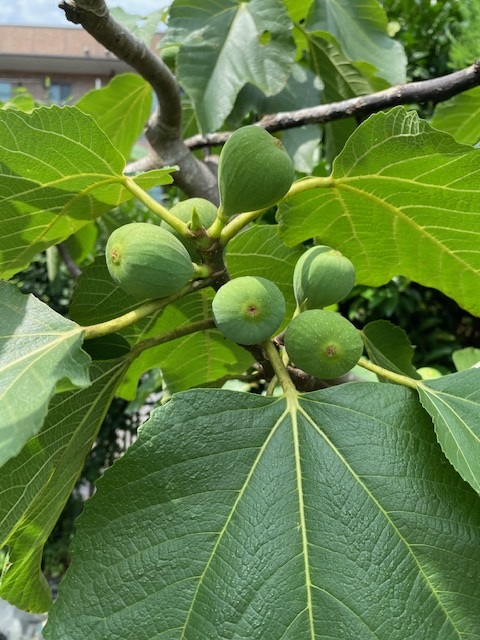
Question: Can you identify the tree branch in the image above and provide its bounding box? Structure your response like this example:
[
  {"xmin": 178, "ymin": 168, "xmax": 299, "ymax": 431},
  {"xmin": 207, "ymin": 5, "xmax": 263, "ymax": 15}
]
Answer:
[
  {"xmin": 185, "ymin": 62, "xmax": 480, "ymax": 150},
  {"xmin": 59, "ymin": 0, "xmax": 219, "ymax": 202}
]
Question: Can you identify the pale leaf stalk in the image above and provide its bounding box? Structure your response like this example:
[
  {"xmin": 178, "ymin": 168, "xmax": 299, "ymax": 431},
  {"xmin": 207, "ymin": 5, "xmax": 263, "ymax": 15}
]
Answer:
[
  {"xmin": 206, "ymin": 205, "xmax": 229, "ymax": 240},
  {"xmin": 357, "ymin": 356, "xmax": 418, "ymax": 389},
  {"xmin": 286, "ymin": 176, "xmax": 333, "ymax": 198},
  {"xmin": 131, "ymin": 318, "xmax": 217, "ymax": 358},
  {"xmin": 82, "ymin": 281, "xmax": 209, "ymax": 339},
  {"xmin": 220, "ymin": 207, "xmax": 269, "ymax": 245},
  {"xmin": 262, "ymin": 339, "xmax": 296, "ymax": 395},
  {"xmin": 123, "ymin": 176, "xmax": 191, "ymax": 237}
]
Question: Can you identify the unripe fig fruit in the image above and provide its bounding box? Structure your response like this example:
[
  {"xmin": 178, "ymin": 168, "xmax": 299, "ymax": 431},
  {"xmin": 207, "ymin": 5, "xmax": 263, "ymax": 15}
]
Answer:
[
  {"xmin": 294, "ymin": 245, "xmax": 355, "ymax": 309},
  {"xmin": 212, "ymin": 276, "xmax": 286, "ymax": 345},
  {"xmin": 163, "ymin": 198, "xmax": 218, "ymax": 259},
  {"xmin": 284, "ymin": 309, "xmax": 363, "ymax": 379},
  {"xmin": 218, "ymin": 125, "xmax": 295, "ymax": 217},
  {"xmin": 106, "ymin": 222, "xmax": 195, "ymax": 299}
]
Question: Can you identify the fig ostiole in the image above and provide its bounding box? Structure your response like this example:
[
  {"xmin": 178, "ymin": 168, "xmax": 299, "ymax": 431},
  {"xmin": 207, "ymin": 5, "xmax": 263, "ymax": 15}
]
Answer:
[
  {"xmin": 218, "ymin": 125, "xmax": 295, "ymax": 218},
  {"xmin": 106, "ymin": 222, "xmax": 195, "ymax": 300},
  {"xmin": 293, "ymin": 245, "xmax": 356, "ymax": 310},
  {"xmin": 212, "ymin": 276, "xmax": 286, "ymax": 345},
  {"xmin": 162, "ymin": 197, "xmax": 218, "ymax": 259},
  {"xmin": 284, "ymin": 309, "xmax": 363, "ymax": 379}
]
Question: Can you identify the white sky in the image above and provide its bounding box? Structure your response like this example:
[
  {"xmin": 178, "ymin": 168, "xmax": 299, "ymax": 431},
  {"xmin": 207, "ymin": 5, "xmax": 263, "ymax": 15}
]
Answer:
[{"xmin": 0, "ymin": 0, "xmax": 171, "ymax": 27}]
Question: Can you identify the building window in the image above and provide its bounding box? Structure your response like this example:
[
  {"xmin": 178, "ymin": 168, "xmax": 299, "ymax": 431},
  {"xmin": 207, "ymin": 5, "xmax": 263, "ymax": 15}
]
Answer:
[
  {"xmin": 49, "ymin": 82, "xmax": 71, "ymax": 104},
  {"xmin": 0, "ymin": 82, "xmax": 11, "ymax": 102}
]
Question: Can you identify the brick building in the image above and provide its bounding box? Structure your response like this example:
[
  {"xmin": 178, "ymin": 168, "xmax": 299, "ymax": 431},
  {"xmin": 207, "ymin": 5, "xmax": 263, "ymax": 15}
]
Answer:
[{"xmin": 0, "ymin": 24, "xmax": 144, "ymax": 103}]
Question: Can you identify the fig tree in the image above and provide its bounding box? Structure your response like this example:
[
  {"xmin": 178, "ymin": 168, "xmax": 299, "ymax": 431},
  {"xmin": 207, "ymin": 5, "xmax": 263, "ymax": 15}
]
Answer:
[
  {"xmin": 106, "ymin": 222, "xmax": 195, "ymax": 299},
  {"xmin": 212, "ymin": 276, "xmax": 286, "ymax": 345},
  {"xmin": 218, "ymin": 125, "xmax": 295, "ymax": 217},
  {"xmin": 284, "ymin": 309, "xmax": 363, "ymax": 379},
  {"xmin": 293, "ymin": 245, "xmax": 355, "ymax": 309}
]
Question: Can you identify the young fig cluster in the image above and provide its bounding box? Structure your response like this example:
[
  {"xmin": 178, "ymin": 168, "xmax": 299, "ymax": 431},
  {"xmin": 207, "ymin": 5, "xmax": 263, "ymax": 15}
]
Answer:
[
  {"xmin": 210, "ymin": 245, "xmax": 362, "ymax": 380},
  {"xmin": 286, "ymin": 245, "xmax": 362, "ymax": 378}
]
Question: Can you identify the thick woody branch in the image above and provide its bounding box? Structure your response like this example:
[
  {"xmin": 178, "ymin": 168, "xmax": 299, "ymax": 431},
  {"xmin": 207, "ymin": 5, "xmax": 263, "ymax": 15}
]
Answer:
[
  {"xmin": 185, "ymin": 62, "xmax": 480, "ymax": 150},
  {"xmin": 59, "ymin": 0, "xmax": 219, "ymax": 202}
]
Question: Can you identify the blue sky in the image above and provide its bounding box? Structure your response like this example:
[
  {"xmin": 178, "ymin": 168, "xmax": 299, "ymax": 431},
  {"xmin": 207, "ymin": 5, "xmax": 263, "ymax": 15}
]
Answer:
[{"xmin": 0, "ymin": 0, "xmax": 171, "ymax": 26}]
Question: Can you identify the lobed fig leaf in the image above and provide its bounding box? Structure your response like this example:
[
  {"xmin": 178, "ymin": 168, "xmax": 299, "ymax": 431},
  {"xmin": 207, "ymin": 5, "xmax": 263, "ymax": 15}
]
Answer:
[
  {"xmin": 284, "ymin": 309, "xmax": 363, "ymax": 379},
  {"xmin": 218, "ymin": 125, "xmax": 295, "ymax": 217},
  {"xmin": 105, "ymin": 222, "xmax": 195, "ymax": 299},
  {"xmin": 163, "ymin": 197, "xmax": 218, "ymax": 259},
  {"xmin": 294, "ymin": 245, "xmax": 356, "ymax": 309},
  {"xmin": 212, "ymin": 276, "xmax": 286, "ymax": 345}
]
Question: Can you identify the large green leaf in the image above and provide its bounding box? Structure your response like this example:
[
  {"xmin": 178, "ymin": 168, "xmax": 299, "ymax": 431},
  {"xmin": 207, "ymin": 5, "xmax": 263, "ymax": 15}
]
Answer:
[
  {"xmin": 0, "ymin": 105, "xmax": 175, "ymax": 279},
  {"xmin": 0, "ymin": 357, "xmax": 130, "ymax": 612},
  {"xmin": 278, "ymin": 108, "xmax": 480, "ymax": 316},
  {"xmin": 75, "ymin": 74, "xmax": 152, "ymax": 161},
  {"xmin": 431, "ymin": 86, "xmax": 480, "ymax": 145},
  {"xmin": 417, "ymin": 368, "xmax": 480, "ymax": 495},
  {"xmin": 165, "ymin": 0, "xmax": 296, "ymax": 132},
  {"xmin": 0, "ymin": 282, "xmax": 90, "ymax": 468},
  {"xmin": 305, "ymin": 0, "xmax": 406, "ymax": 85},
  {"xmin": 45, "ymin": 384, "xmax": 480, "ymax": 638}
]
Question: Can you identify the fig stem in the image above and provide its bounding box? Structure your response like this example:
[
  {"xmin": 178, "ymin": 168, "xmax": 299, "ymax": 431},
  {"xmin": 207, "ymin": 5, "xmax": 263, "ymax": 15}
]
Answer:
[
  {"xmin": 219, "ymin": 177, "xmax": 334, "ymax": 245},
  {"xmin": 82, "ymin": 279, "xmax": 211, "ymax": 339},
  {"xmin": 206, "ymin": 205, "xmax": 229, "ymax": 239},
  {"xmin": 131, "ymin": 318, "xmax": 216, "ymax": 358},
  {"xmin": 357, "ymin": 356, "xmax": 419, "ymax": 389},
  {"xmin": 220, "ymin": 207, "xmax": 267, "ymax": 244},
  {"xmin": 262, "ymin": 339, "xmax": 296, "ymax": 395},
  {"xmin": 266, "ymin": 375, "xmax": 278, "ymax": 396},
  {"xmin": 285, "ymin": 176, "xmax": 333, "ymax": 198},
  {"xmin": 123, "ymin": 176, "xmax": 191, "ymax": 238}
]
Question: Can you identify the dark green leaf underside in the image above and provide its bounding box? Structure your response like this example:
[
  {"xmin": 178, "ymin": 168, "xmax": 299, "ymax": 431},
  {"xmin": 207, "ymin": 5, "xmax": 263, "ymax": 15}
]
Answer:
[{"xmin": 46, "ymin": 384, "xmax": 480, "ymax": 639}]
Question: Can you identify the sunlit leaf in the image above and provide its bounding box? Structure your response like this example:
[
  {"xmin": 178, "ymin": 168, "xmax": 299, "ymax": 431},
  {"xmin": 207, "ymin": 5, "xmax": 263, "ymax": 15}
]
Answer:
[
  {"xmin": 76, "ymin": 74, "xmax": 152, "ymax": 160},
  {"xmin": 0, "ymin": 106, "xmax": 175, "ymax": 279},
  {"xmin": 278, "ymin": 108, "xmax": 480, "ymax": 316},
  {"xmin": 0, "ymin": 282, "xmax": 90, "ymax": 468},
  {"xmin": 431, "ymin": 86, "xmax": 480, "ymax": 145}
]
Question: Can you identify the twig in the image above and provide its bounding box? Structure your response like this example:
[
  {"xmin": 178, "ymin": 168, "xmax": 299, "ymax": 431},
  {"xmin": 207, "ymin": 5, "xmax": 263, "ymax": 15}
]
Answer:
[
  {"xmin": 59, "ymin": 0, "xmax": 219, "ymax": 202},
  {"xmin": 185, "ymin": 62, "xmax": 480, "ymax": 150},
  {"xmin": 56, "ymin": 242, "xmax": 82, "ymax": 278}
]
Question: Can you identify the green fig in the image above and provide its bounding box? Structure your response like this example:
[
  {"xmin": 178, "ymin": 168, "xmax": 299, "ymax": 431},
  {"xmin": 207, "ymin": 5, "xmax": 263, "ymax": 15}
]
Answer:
[
  {"xmin": 218, "ymin": 125, "xmax": 295, "ymax": 217},
  {"xmin": 212, "ymin": 276, "xmax": 286, "ymax": 345},
  {"xmin": 163, "ymin": 197, "xmax": 218, "ymax": 259},
  {"xmin": 293, "ymin": 245, "xmax": 356, "ymax": 309},
  {"xmin": 284, "ymin": 309, "xmax": 363, "ymax": 379},
  {"xmin": 106, "ymin": 222, "xmax": 195, "ymax": 299}
]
